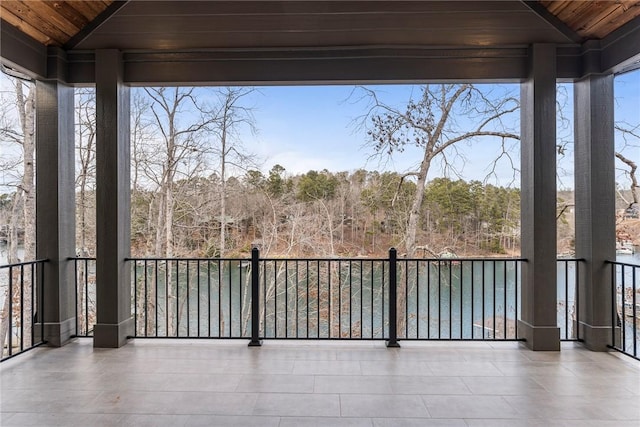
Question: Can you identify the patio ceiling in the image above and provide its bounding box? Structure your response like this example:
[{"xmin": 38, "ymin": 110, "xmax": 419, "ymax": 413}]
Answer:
[
  {"xmin": 1, "ymin": 1, "xmax": 640, "ymax": 49},
  {"xmin": 1, "ymin": 1, "xmax": 640, "ymax": 83}
]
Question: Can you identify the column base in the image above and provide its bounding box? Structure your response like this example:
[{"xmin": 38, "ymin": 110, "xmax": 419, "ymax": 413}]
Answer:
[
  {"xmin": 34, "ymin": 317, "xmax": 76, "ymax": 347},
  {"xmin": 579, "ymin": 322, "xmax": 618, "ymax": 352},
  {"xmin": 517, "ymin": 320, "xmax": 560, "ymax": 351},
  {"xmin": 93, "ymin": 317, "xmax": 134, "ymax": 348}
]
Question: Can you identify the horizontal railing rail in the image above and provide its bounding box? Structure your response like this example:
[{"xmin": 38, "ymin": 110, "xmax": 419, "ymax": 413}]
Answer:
[
  {"xmin": 0, "ymin": 259, "xmax": 47, "ymax": 362},
  {"xmin": 608, "ymin": 260, "xmax": 640, "ymax": 360},
  {"xmin": 69, "ymin": 253, "xmax": 584, "ymax": 346}
]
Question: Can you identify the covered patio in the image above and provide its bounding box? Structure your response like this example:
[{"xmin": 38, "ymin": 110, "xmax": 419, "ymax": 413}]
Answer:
[
  {"xmin": 1, "ymin": 0, "xmax": 640, "ymax": 424},
  {"xmin": 2, "ymin": 339, "xmax": 639, "ymax": 425}
]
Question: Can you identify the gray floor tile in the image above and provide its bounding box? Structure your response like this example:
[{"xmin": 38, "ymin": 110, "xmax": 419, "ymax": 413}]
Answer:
[
  {"xmin": 389, "ymin": 376, "xmax": 472, "ymax": 395},
  {"xmin": 293, "ymin": 360, "xmax": 362, "ymax": 375},
  {"xmin": 373, "ymin": 419, "xmax": 466, "ymax": 427},
  {"xmin": 463, "ymin": 419, "xmax": 568, "ymax": 427},
  {"xmin": 279, "ymin": 417, "xmax": 373, "ymax": 427},
  {"xmin": 461, "ymin": 376, "xmax": 548, "ymax": 395},
  {"xmin": 186, "ymin": 415, "xmax": 281, "ymax": 426},
  {"xmin": 340, "ymin": 394, "xmax": 429, "ymax": 418},
  {"xmin": 423, "ymin": 396, "xmax": 519, "ymax": 419},
  {"xmin": 236, "ymin": 374, "xmax": 315, "ymax": 393},
  {"xmin": 360, "ymin": 360, "xmax": 432, "ymax": 376},
  {"xmin": 314, "ymin": 375, "xmax": 391, "ymax": 394},
  {"xmin": 253, "ymin": 393, "xmax": 340, "ymax": 417},
  {"xmin": 504, "ymin": 395, "xmax": 616, "ymax": 420},
  {"xmin": 83, "ymin": 390, "xmax": 258, "ymax": 415},
  {"xmin": 493, "ymin": 360, "xmax": 576, "ymax": 376},
  {"xmin": 119, "ymin": 414, "xmax": 190, "ymax": 427},
  {"xmin": 427, "ymin": 361, "xmax": 503, "ymax": 377},
  {"xmin": 0, "ymin": 413, "xmax": 126, "ymax": 427}
]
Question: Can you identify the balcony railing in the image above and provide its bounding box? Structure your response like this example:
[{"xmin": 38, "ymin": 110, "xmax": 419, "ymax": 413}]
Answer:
[
  {"xmin": 125, "ymin": 252, "xmax": 527, "ymax": 342},
  {"xmin": 609, "ymin": 261, "xmax": 640, "ymax": 360},
  {"xmin": 73, "ymin": 257, "xmax": 96, "ymax": 337},
  {"xmin": 558, "ymin": 258, "xmax": 581, "ymax": 341},
  {"xmin": 0, "ymin": 259, "xmax": 47, "ymax": 361},
  {"xmin": 69, "ymin": 252, "xmax": 588, "ymax": 345}
]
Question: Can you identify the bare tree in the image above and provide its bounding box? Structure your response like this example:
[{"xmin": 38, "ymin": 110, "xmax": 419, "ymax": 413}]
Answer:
[
  {"xmin": 0, "ymin": 77, "xmax": 35, "ymax": 354},
  {"xmin": 75, "ymin": 88, "xmax": 96, "ymax": 257},
  {"xmin": 141, "ymin": 87, "xmax": 217, "ymax": 258},
  {"xmin": 357, "ymin": 84, "xmax": 519, "ymax": 257},
  {"xmin": 615, "ymin": 122, "xmax": 640, "ymax": 205},
  {"xmin": 209, "ymin": 87, "xmax": 258, "ymax": 257}
]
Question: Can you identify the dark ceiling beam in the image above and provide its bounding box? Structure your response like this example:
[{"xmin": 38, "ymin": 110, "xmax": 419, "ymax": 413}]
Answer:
[
  {"xmin": 600, "ymin": 15, "xmax": 640, "ymax": 74},
  {"xmin": 64, "ymin": 1, "xmax": 129, "ymax": 50},
  {"xmin": 520, "ymin": 1, "xmax": 582, "ymax": 44},
  {"xmin": 64, "ymin": 45, "xmax": 583, "ymax": 85},
  {"xmin": 0, "ymin": 19, "xmax": 47, "ymax": 79}
]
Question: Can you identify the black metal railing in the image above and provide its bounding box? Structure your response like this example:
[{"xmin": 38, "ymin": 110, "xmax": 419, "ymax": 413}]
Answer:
[
  {"xmin": 557, "ymin": 258, "xmax": 581, "ymax": 341},
  {"xmin": 609, "ymin": 261, "xmax": 640, "ymax": 360},
  {"xmin": 129, "ymin": 258, "xmax": 251, "ymax": 338},
  {"xmin": 69, "ymin": 253, "xmax": 585, "ymax": 345},
  {"xmin": 0, "ymin": 259, "xmax": 47, "ymax": 361},
  {"xmin": 397, "ymin": 258, "xmax": 523, "ymax": 340},
  {"xmin": 257, "ymin": 257, "xmax": 389, "ymax": 340},
  {"xmin": 73, "ymin": 257, "xmax": 96, "ymax": 337}
]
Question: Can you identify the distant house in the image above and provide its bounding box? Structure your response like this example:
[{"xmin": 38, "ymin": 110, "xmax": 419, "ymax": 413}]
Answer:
[{"xmin": 624, "ymin": 203, "xmax": 639, "ymax": 219}]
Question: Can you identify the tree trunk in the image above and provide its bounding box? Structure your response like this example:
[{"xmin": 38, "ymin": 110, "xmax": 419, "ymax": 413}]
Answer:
[
  {"xmin": 405, "ymin": 156, "xmax": 432, "ymax": 257},
  {"xmin": 220, "ymin": 120, "xmax": 227, "ymax": 258}
]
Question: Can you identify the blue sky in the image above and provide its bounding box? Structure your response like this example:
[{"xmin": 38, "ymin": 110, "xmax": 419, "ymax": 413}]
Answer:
[
  {"xmin": 233, "ymin": 72, "xmax": 638, "ymax": 190},
  {"xmin": 0, "ymin": 71, "xmax": 638, "ymax": 192},
  {"xmin": 243, "ymin": 84, "xmax": 523, "ymax": 185}
]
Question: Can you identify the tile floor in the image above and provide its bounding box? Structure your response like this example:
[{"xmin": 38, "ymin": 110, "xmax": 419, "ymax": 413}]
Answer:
[{"xmin": 1, "ymin": 339, "xmax": 639, "ymax": 426}]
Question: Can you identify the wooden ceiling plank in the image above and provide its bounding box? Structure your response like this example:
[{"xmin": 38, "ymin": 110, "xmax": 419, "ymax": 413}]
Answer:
[
  {"xmin": 20, "ymin": 1, "xmax": 79, "ymax": 38},
  {"xmin": 579, "ymin": 4, "xmax": 622, "ymax": 33},
  {"xmin": 40, "ymin": 1, "xmax": 90, "ymax": 33},
  {"xmin": 554, "ymin": 1, "xmax": 586, "ymax": 24},
  {"xmin": 0, "ymin": 6, "xmax": 53, "ymax": 45},
  {"xmin": 562, "ymin": 3, "xmax": 606, "ymax": 29},
  {"xmin": 82, "ymin": 0, "xmax": 111, "ymax": 18},
  {"xmin": 71, "ymin": 1, "xmax": 108, "ymax": 21},
  {"xmin": 593, "ymin": 2, "xmax": 640, "ymax": 38},
  {"xmin": 541, "ymin": 1, "xmax": 572, "ymax": 16},
  {"xmin": 1, "ymin": 1, "xmax": 68, "ymax": 44}
]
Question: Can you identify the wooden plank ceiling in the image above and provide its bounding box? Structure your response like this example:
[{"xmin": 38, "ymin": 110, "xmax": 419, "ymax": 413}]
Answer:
[
  {"xmin": 540, "ymin": 0, "xmax": 640, "ymax": 39},
  {"xmin": 0, "ymin": 1, "xmax": 113, "ymax": 46},
  {"xmin": 1, "ymin": 1, "xmax": 640, "ymax": 48}
]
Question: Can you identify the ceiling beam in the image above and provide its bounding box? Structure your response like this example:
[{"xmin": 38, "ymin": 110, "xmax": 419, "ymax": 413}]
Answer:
[
  {"xmin": 600, "ymin": 15, "xmax": 640, "ymax": 74},
  {"xmin": 0, "ymin": 18, "xmax": 47, "ymax": 79},
  {"xmin": 64, "ymin": 1, "xmax": 129, "ymax": 50},
  {"xmin": 520, "ymin": 1, "xmax": 583, "ymax": 43}
]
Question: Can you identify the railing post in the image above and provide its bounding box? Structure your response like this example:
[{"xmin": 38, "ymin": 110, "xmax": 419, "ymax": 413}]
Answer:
[
  {"xmin": 248, "ymin": 247, "xmax": 262, "ymax": 347},
  {"xmin": 386, "ymin": 248, "xmax": 400, "ymax": 348}
]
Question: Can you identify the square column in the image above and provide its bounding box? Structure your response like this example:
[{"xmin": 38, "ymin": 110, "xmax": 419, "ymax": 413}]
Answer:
[
  {"xmin": 574, "ymin": 74, "xmax": 616, "ymax": 351},
  {"xmin": 93, "ymin": 50, "xmax": 133, "ymax": 347},
  {"xmin": 35, "ymin": 81, "xmax": 76, "ymax": 347},
  {"xmin": 518, "ymin": 44, "xmax": 560, "ymax": 351}
]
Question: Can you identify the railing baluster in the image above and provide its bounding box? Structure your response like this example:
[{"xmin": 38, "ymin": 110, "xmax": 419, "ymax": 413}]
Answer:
[
  {"xmin": 249, "ymin": 248, "xmax": 261, "ymax": 346},
  {"xmin": 20, "ymin": 265, "xmax": 24, "ymax": 353},
  {"xmin": 387, "ymin": 248, "xmax": 399, "ymax": 347},
  {"xmin": 144, "ymin": 260, "xmax": 148, "ymax": 337}
]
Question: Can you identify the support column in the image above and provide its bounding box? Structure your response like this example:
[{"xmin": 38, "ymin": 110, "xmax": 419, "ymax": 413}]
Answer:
[
  {"xmin": 574, "ymin": 74, "xmax": 616, "ymax": 351},
  {"xmin": 518, "ymin": 44, "xmax": 560, "ymax": 351},
  {"xmin": 35, "ymin": 81, "xmax": 76, "ymax": 347},
  {"xmin": 93, "ymin": 50, "xmax": 133, "ymax": 347}
]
